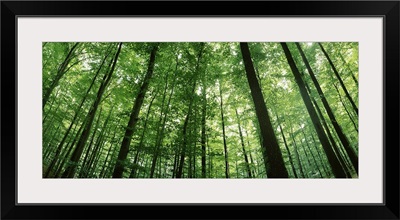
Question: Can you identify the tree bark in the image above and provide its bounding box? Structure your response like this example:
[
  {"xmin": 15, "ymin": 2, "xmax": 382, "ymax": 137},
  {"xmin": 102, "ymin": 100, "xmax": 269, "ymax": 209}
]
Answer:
[
  {"xmin": 338, "ymin": 51, "xmax": 358, "ymax": 86},
  {"xmin": 44, "ymin": 50, "xmax": 109, "ymax": 178},
  {"xmin": 296, "ymin": 43, "xmax": 358, "ymax": 174},
  {"xmin": 318, "ymin": 43, "xmax": 358, "ymax": 115},
  {"xmin": 62, "ymin": 43, "xmax": 122, "ymax": 178},
  {"xmin": 129, "ymin": 90, "xmax": 158, "ymax": 178},
  {"xmin": 235, "ymin": 109, "xmax": 252, "ymax": 178},
  {"xmin": 240, "ymin": 42, "xmax": 288, "ymax": 178},
  {"xmin": 201, "ymin": 72, "xmax": 207, "ymax": 178},
  {"xmin": 281, "ymin": 42, "xmax": 346, "ymax": 178},
  {"xmin": 112, "ymin": 43, "xmax": 158, "ymax": 178},
  {"xmin": 43, "ymin": 42, "xmax": 80, "ymax": 109},
  {"xmin": 218, "ymin": 81, "xmax": 230, "ymax": 178},
  {"xmin": 150, "ymin": 62, "xmax": 177, "ymax": 178},
  {"xmin": 176, "ymin": 44, "xmax": 204, "ymax": 178}
]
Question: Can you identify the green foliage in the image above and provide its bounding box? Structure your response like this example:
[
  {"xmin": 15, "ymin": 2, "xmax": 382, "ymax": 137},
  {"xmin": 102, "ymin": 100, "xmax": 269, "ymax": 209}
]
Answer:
[{"xmin": 43, "ymin": 42, "xmax": 358, "ymax": 179}]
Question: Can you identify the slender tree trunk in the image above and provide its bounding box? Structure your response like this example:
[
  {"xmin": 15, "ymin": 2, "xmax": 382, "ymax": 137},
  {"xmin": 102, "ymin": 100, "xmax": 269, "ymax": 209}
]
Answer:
[
  {"xmin": 281, "ymin": 42, "xmax": 346, "ymax": 178},
  {"xmin": 42, "ymin": 88, "xmax": 61, "ymax": 123},
  {"xmin": 299, "ymin": 126, "xmax": 323, "ymax": 178},
  {"xmin": 55, "ymin": 121, "xmax": 85, "ymax": 177},
  {"xmin": 129, "ymin": 90, "xmax": 158, "ymax": 178},
  {"xmin": 85, "ymin": 107, "xmax": 113, "ymax": 177},
  {"xmin": 334, "ymin": 83, "xmax": 359, "ymax": 133},
  {"xmin": 296, "ymin": 43, "xmax": 358, "ymax": 174},
  {"xmin": 309, "ymin": 94, "xmax": 351, "ymax": 178},
  {"xmin": 240, "ymin": 42, "xmax": 288, "ymax": 178},
  {"xmin": 218, "ymin": 81, "xmax": 230, "ymax": 178},
  {"xmin": 176, "ymin": 44, "xmax": 204, "ymax": 178},
  {"xmin": 78, "ymin": 107, "xmax": 103, "ymax": 177},
  {"xmin": 338, "ymin": 52, "xmax": 358, "ymax": 86},
  {"xmin": 288, "ymin": 124, "xmax": 305, "ymax": 178},
  {"xmin": 278, "ymin": 121, "xmax": 297, "ymax": 178},
  {"xmin": 43, "ymin": 42, "xmax": 80, "ymax": 109},
  {"xmin": 235, "ymin": 109, "xmax": 252, "ymax": 178},
  {"xmin": 62, "ymin": 43, "xmax": 122, "ymax": 178},
  {"xmin": 150, "ymin": 72, "xmax": 170, "ymax": 178},
  {"xmin": 201, "ymin": 72, "xmax": 207, "ymax": 178},
  {"xmin": 244, "ymin": 129, "xmax": 257, "ymax": 178},
  {"xmin": 318, "ymin": 43, "xmax": 358, "ymax": 115},
  {"xmin": 302, "ymin": 69, "xmax": 351, "ymax": 177},
  {"xmin": 44, "ymin": 51, "xmax": 109, "ymax": 177},
  {"xmin": 309, "ymin": 130, "xmax": 331, "ymax": 177},
  {"xmin": 149, "ymin": 63, "xmax": 178, "ymax": 178},
  {"xmin": 112, "ymin": 44, "xmax": 158, "ymax": 178}
]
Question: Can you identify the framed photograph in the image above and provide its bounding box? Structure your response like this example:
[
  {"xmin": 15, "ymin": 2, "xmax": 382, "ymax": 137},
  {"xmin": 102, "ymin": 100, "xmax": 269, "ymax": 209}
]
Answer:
[{"xmin": 1, "ymin": 1, "xmax": 399, "ymax": 219}]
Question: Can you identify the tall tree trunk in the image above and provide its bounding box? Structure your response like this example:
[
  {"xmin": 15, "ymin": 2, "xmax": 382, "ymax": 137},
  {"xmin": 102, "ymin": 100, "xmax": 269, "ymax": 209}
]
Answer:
[
  {"xmin": 176, "ymin": 44, "xmax": 204, "ymax": 178},
  {"xmin": 277, "ymin": 120, "xmax": 297, "ymax": 178},
  {"xmin": 338, "ymin": 51, "xmax": 358, "ymax": 86},
  {"xmin": 240, "ymin": 42, "xmax": 288, "ymax": 178},
  {"xmin": 150, "ymin": 62, "xmax": 177, "ymax": 178},
  {"xmin": 296, "ymin": 43, "xmax": 358, "ymax": 174},
  {"xmin": 334, "ymin": 83, "xmax": 359, "ymax": 133},
  {"xmin": 218, "ymin": 81, "xmax": 230, "ymax": 178},
  {"xmin": 44, "ymin": 50, "xmax": 109, "ymax": 177},
  {"xmin": 299, "ymin": 126, "xmax": 323, "ymax": 178},
  {"xmin": 309, "ymin": 91, "xmax": 351, "ymax": 178},
  {"xmin": 150, "ymin": 59, "xmax": 179, "ymax": 178},
  {"xmin": 84, "ymin": 107, "xmax": 113, "ymax": 177},
  {"xmin": 288, "ymin": 123, "xmax": 305, "ymax": 178},
  {"xmin": 318, "ymin": 43, "xmax": 358, "ymax": 115},
  {"xmin": 43, "ymin": 42, "xmax": 80, "ymax": 108},
  {"xmin": 129, "ymin": 90, "xmax": 158, "ymax": 178},
  {"xmin": 309, "ymin": 130, "xmax": 331, "ymax": 177},
  {"xmin": 62, "ymin": 43, "xmax": 122, "ymax": 178},
  {"xmin": 112, "ymin": 43, "xmax": 158, "ymax": 178},
  {"xmin": 150, "ymin": 71, "xmax": 170, "ymax": 178},
  {"xmin": 201, "ymin": 72, "xmax": 207, "ymax": 178},
  {"xmin": 281, "ymin": 42, "xmax": 346, "ymax": 178},
  {"xmin": 55, "ymin": 121, "xmax": 85, "ymax": 177},
  {"xmin": 78, "ymin": 107, "xmax": 103, "ymax": 177},
  {"xmin": 235, "ymin": 109, "xmax": 252, "ymax": 178}
]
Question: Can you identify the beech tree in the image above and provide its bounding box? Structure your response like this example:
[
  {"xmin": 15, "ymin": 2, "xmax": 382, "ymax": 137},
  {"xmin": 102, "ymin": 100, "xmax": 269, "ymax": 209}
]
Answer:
[{"xmin": 43, "ymin": 42, "xmax": 358, "ymax": 179}]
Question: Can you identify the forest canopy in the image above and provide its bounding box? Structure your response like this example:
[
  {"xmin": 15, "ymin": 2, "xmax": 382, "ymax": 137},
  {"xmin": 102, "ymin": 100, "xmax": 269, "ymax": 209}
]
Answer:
[{"xmin": 42, "ymin": 42, "xmax": 358, "ymax": 178}]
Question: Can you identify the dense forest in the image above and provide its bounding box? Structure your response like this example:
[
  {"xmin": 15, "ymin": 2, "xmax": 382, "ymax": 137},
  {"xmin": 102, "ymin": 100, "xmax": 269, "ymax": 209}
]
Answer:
[{"xmin": 42, "ymin": 42, "xmax": 358, "ymax": 178}]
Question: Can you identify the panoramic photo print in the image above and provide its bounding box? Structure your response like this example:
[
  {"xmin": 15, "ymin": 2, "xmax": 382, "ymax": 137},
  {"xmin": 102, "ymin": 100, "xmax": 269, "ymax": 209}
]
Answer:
[{"xmin": 42, "ymin": 42, "xmax": 358, "ymax": 178}]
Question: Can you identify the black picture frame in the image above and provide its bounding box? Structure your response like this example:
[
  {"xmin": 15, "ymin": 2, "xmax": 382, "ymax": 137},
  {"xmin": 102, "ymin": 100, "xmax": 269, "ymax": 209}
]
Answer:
[{"xmin": 1, "ymin": 1, "xmax": 399, "ymax": 219}]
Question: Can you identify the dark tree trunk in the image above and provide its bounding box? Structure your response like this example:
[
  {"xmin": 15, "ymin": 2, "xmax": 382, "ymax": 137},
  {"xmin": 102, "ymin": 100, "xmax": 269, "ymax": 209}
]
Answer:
[
  {"xmin": 304, "ymin": 78, "xmax": 352, "ymax": 178},
  {"xmin": 334, "ymin": 83, "xmax": 359, "ymax": 133},
  {"xmin": 277, "ymin": 118, "xmax": 298, "ymax": 178},
  {"xmin": 129, "ymin": 90, "xmax": 158, "ymax": 178},
  {"xmin": 43, "ymin": 42, "xmax": 80, "ymax": 109},
  {"xmin": 150, "ymin": 71, "xmax": 170, "ymax": 178},
  {"xmin": 281, "ymin": 42, "xmax": 346, "ymax": 178},
  {"xmin": 44, "ymin": 50, "xmax": 109, "ymax": 177},
  {"xmin": 218, "ymin": 81, "xmax": 230, "ymax": 178},
  {"xmin": 85, "ymin": 107, "xmax": 113, "ymax": 177},
  {"xmin": 296, "ymin": 43, "xmax": 358, "ymax": 174},
  {"xmin": 318, "ymin": 43, "xmax": 358, "ymax": 116},
  {"xmin": 235, "ymin": 109, "xmax": 252, "ymax": 178},
  {"xmin": 240, "ymin": 42, "xmax": 288, "ymax": 178},
  {"xmin": 62, "ymin": 43, "xmax": 122, "ymax": 178},
  {"xmin": 78, "ymin": 107, "xmax": 103, "ymax": 177},
  {"xmin": 55, "ymin": 121, "xmax": 85, "ymax": 177},
  {"xmin": 288, "ymin": 124, "xmax": 305, "ymax": 178},
  {"xmin": 150, "ymin": 62, "xmax": 177, "ymax": 178},
  {"xmin": 338, "ymin": 52, "xmax": 358, "ymax": 86},
  {"xmin": 176, "ymin": 44, "xmax": 204, "ymax": 178},
  {"xmin": 201, "ymin": 72, "xmax": 207, "ymax": 178},
  {"xmin": 112, "ymin": 43, "xmax": 158, "ymax": 178},
  {"xmin": 300, "ymin": 126, "xmax": 323, "ymax": 178}
]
